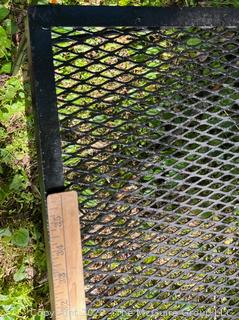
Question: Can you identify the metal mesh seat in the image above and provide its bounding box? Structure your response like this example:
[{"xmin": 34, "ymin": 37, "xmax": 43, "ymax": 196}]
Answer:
[{"xmin": 28, "ymin": 7, "xmax": 239, "ymax": 319}]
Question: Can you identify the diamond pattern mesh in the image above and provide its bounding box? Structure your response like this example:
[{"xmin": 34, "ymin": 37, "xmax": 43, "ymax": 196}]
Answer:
[{"xmin": 51, "ymin": 26, "xmax": 239, "ymax": 319}]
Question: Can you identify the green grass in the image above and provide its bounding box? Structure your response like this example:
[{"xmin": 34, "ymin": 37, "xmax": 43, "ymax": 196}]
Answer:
[
  {"xmin": 0, "ymin": 2, "xmax": 48, "ymax": 319},
  {"xmin": 0, "ymin": 74, "xmax": 47, "ymax": 318}
]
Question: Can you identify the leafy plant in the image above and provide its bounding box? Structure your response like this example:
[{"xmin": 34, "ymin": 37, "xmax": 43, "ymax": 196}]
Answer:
[{"xmin": 11, "ymin": 228, "xmax": 29, "ymax": 247}]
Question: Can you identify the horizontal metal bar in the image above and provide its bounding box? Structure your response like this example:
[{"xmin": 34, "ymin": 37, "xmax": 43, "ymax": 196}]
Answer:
[{"xmin": 28, "ymin": 6, "xmax": 239, "ymax": 27}]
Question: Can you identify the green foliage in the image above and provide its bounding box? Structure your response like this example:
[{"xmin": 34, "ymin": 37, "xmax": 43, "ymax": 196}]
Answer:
[
  {"xmin": 118, "ymin": 0, "xmax": 131, "ymax": 5},
  {"xmin": 186, "ymin": 37, "xmax": 202, "ymax": 46},
  {"xmin": 0, "ymin": 3, "xmax": 47, "ymax": 319},
  {"xmin": 0, "ymin": 224, "xmax": 48, "ymax": 319},
  {"xmin": 11, "ymin": 228, "xmax": 29, "ymax": 247},
  {"xmin": 0, "ymin": 7, "xmax": 9, "ymax": 22},
  {"xmin": 0, "ymin": 3, "xmax": 14, "ymax": 75},
  {"xmin": 13, "ymin": 264, "xmax": 27, "ymax": 282},
  {"xmin": 0, "ymin": 77, "xmax": 32, "ymax": 206},
  {"xmin": 0, "ymin": 228, "xmax": 11, "ymax": 237},
  {"xmin": 0, "ymin": 26, "xmax": 11, "ymax": 59},
  {"xmin": 0, "ymin": 284, "xmax": 33, "ymax": 319}
]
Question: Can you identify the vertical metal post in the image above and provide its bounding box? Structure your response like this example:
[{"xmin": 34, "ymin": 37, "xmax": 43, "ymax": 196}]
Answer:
[{"xmin": 26, "ymin": 13, "xmax": 64, "ymax": 196}]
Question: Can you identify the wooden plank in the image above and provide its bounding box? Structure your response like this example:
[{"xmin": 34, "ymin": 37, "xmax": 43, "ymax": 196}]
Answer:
[{"xmin": 47, "ymin": 191, "xmax": 87, "ymax": 320}]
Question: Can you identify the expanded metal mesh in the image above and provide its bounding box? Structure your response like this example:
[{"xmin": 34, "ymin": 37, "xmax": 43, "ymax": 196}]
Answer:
[{"xmin": 51, "ymin": 26, "xmax": 239, "ymax": 319}]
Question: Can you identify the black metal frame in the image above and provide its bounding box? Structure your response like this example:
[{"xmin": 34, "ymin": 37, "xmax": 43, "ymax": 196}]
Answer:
[
  {"xmin": 27, "ymin": 6, "xmax": 239, "ymax": 319},
  {"xmin": 29, "ymin": 6, "xmax": 239, "ymax": 28},
  {"xmin": 27, "ymin": 5, "xmax": 239, "ymax": 196}
]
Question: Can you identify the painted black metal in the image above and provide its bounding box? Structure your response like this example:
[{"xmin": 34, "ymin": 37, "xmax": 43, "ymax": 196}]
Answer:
[
  {"xmin": 27, "ymin": 14, "xmax": 64, "ymax": 195},
  {"xmin": 27, "ymin": 5, "xmax": 239, "ymax": 196},
  {"xmin": 27, "ymin": 6, "xmax": 239, "ymax": 320},
  {"xmin": 28, "ymin": 6, "xmax": 239, "ymax": 28}
]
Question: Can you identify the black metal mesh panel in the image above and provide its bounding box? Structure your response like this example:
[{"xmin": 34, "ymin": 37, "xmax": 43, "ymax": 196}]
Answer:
[{"xmin": 51, "ymin": 26, "xmax": 239, "ymax": 319}]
